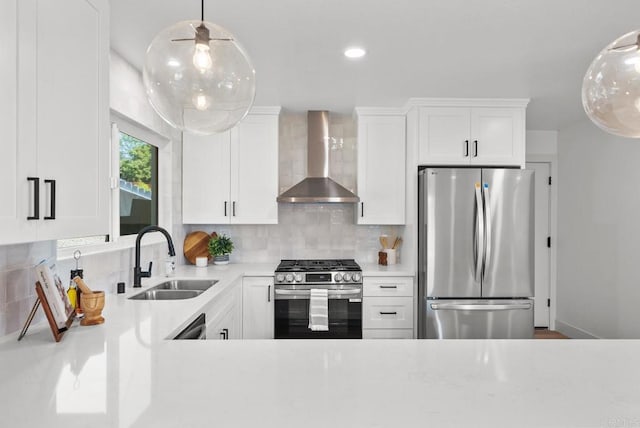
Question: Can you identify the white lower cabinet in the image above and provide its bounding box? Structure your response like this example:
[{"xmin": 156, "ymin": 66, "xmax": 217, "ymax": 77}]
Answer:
[
  {"xmin": 242, "ymin": 277, "xmax": 274, "ymax": 339},
  {"xmin": 362, "ymin": 276, "xmax": 414, "ymax": 339},
  {"xmin": 206, "ymin": 281, "xmax": 242, "ymax": 340}
]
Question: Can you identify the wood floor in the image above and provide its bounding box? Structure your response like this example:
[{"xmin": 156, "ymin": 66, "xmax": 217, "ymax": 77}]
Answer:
[{"xmin": 534, "ymin": 328, "xmax": 569, "ymax": 339}]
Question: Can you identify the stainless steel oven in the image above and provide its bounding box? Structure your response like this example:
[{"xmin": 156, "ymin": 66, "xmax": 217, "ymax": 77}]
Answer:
[{"xmin": 274, "ymin": 260, "xmax": 363, "ymax": 339}]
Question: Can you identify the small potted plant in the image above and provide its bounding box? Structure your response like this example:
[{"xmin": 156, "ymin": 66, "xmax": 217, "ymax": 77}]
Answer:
[{"xmin": 208, "ymin": 234, "xmax": 234, "ymax": 265}]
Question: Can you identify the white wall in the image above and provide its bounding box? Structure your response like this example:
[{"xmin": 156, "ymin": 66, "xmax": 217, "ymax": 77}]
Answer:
[
  {"xmin": 557, "ymin": 119, "xmax": 640, "ymax": 338},
  {"xmin": 527, "ymin": 130, "xmax": 558, "ymax": 156}
]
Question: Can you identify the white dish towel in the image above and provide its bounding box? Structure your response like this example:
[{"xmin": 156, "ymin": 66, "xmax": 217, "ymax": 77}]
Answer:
[{"xmin": 308, "ymin": 288, "xmax": 329, "ymax": 331}]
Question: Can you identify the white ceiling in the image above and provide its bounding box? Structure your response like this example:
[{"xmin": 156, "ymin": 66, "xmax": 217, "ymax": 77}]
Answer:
[{"xmin": 110, "ymin": 0, "xmax": 640, "ymax": 130}]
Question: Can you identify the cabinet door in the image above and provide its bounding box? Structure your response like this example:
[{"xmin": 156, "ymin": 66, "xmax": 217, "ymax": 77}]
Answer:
[
  {"xmin": 418, "ymin": 107, "xmax": 471, "ymax": 165},
  {"xmin": 230, "ymin": 115, "xmax": 279, "ymax": 224},
  {"xmin": 242, "ymin": 277, "xmax": 274, "ymax": 339},
  {"xmin": 35, "ymin": 0, "xmax": 110, "ymax": 240},
  {"xmin": 182, "ymin": 131, "xmax": 231, "ymax": 224},
  {"xmin": 0, "ymin": 0, "xmax": 36, "ymax": 244},
  {"xmin": 470, "ymin": 108, "xmax": 524, "ymax": 166},
  {"xmin": 357, "ymin": 115, "xmax": 406, "ymax": 225},
  {"xmin": 206, "ymin": 283, "xmax": 241, "ymax": 340}
]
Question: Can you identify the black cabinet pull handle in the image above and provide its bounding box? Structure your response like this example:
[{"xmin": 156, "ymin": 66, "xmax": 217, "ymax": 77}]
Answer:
[
  {"xmin": 361, "ymin": 202, "xmax": 364, "ymax": 217},
  {"xmin": 379, "ymin": 311, "xmax": 397, "ymax": 315},
  {"xmin": 232, "ymin": 201, "xmax": 236, "ymax": 217},
  {"xmin": 27, "ymin": 177, "xmax": 40, "ymax": 220},
  {"xmin": 473, "ymin": 140, "xmax": 478, "ymax": 157},
  {"xmin": 44, "ymin": 179, "xmax": 56, "ymax": 220},
  {"xmin": 464, "ymin": 140, "xmax": 469, "ymax": 157},
  {"xmin": 224, "ymin": 201, "xmax": 227, "ymax": 217},
  {"xmin": 379, "ymin": 285, "xmax": 398, "ymax": 289},
  {"xmin": 268, "ymin": 285, "xmax": 271, "ymax": 302}
]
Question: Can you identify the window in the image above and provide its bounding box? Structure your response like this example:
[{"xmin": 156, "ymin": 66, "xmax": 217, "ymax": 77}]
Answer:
[
  {"xmin": 118, "ymin": 131, "xmax": 158, "ymax": 236},
  {"xmin": 57, "ymin": 113, "xmax": 171, "ymax": 253}
]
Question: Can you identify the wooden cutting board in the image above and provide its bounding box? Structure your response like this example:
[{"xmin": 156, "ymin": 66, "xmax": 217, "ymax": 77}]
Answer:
[{"xmin": 183, "ymin": 231, "xmax": 216, "ymax": 264}]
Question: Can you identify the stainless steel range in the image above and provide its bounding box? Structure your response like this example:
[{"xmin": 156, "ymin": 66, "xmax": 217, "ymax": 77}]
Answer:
[{"xmin": 274, "ymin": 259, "xmax": 363, "ymax": 339}]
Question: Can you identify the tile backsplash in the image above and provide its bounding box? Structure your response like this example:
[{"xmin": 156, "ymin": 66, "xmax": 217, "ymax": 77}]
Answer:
[
  {"xmin": 185, "ymin": 111, "xmax": 404, "ymax": 265},
  {"xmin": 0, "ymin": 241, "xmax": 55, "ymax": 336}
]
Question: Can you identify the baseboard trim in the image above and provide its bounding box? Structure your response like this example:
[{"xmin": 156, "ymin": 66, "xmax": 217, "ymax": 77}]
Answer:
[{"xmin": 555, "ymin": 319, "xmax": 601, "ymax": 339}]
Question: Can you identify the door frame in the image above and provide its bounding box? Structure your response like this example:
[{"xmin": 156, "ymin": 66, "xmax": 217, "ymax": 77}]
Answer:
[{"xmin": 526, "ymin": 155, "xmax": 557, "ymax": 331}]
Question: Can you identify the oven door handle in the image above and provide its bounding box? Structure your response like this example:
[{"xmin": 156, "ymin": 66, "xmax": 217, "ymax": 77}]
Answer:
[{"xmin": 275, "ymin": 288, "xmax": 362, "ymax": 299}]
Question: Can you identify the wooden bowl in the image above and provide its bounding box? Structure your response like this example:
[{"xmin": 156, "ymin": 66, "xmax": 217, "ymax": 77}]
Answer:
[{"xmin": 80, "ymin": 291, "xmax": 105, "ymax": 326}]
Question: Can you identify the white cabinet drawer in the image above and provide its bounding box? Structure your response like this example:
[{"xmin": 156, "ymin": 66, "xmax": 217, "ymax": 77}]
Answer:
[
  {"xmin": 363, "ymin": 277, "xmax": 413, "ymax": 297},
  {"xmin": 363, "ymin": 297, "xmax": 413, "ymax": 329},
  {"xmin": 363, "ymin": 329, "xmax": 413, "ymax": 339}
]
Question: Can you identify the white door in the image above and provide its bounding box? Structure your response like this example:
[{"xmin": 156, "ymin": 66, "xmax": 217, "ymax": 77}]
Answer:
[
  {"xmin": 357, "ymin": 115, "xmax": 406, "ymax": 224},
  {"xmin": 36, "ymin": 0, "xmax": 110, "ymax": 240},
  {"xmin": 471, "ymin": 108, "xmax": 522, "ymax": 166},
  {"xmin": 418, "ymin": 107, "xmax": 471, "ymax": 164},
  {"xmin": 527, "ymin": 162, "xmax": 551, "ymax": 327},
  {"xmin": 242, "ymin": 277, "xmax": 274, "ymax": 339},
  {"xmin": 230, "ymin": 114, "xmax": 279, "ymax": 224},
  {"xmin": 182, "ymin": 131, "xmax": 231, "ymax": 224},
  {"xmin": 0, "ymin": 0, "xmax": 37, "ymax": 244}
]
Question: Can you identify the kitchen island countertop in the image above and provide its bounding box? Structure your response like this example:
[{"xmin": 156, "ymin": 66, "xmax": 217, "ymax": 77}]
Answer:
[{"xmin": 0, "ymin": 263, "xmax": 637, "ymax": 428}]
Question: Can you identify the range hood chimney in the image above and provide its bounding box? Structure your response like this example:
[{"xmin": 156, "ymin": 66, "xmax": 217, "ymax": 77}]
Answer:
[{"xmin": 277, "ymin": 111, "xmax": 359, "ymax": 203}]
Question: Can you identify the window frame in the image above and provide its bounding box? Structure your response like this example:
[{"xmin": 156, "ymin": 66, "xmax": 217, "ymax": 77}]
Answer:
[{"xmin": 57, "ymin": 110, "xmax": 173, "ymax": 259}]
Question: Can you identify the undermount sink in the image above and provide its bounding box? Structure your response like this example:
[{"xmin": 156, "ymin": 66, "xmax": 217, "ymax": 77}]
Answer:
[{"xmin": 129, "ymin": 279, "xmax": 218, "ymax": 300}]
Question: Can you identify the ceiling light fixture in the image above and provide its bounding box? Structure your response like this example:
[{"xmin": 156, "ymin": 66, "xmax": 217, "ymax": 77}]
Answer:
[
  {"xmin": 143, "ymin": 0, "xmax": 256, "ymax": 135},
  {"xmin": 582, "ymin": 30, "xmax": 640, "ymax": 138},
  {"xmin": 344, "ymin": 47, "xmax": 366, "ymax": 59}
]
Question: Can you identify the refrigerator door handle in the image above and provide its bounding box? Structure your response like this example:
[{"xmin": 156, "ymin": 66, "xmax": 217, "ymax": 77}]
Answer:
[
  {"xmin": 482, "ymin": 183, "xmax": 492, "ymax": 279},
  {"xmin": 474, "ymin": 183, "xmax": 484, "ymax": 282},
  {"xmin": 430, "ymin": 302, "xmax": 532, "ymax": 311}
]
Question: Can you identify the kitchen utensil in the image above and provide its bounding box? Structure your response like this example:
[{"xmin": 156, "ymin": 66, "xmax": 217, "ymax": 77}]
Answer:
[
  {"xmin": 73, "ymin": 276, "xmax": 93, "ymax": 294},
  {"xmin": 380, "ymin": 235, "xmax": 389, "ymax": 249},
  {"xmin": 392, "ymin": 237, "xmax": 402, "ymax": 250},
  {"xmin": 184, "ymin": 231, "xmax": 216, "ymax": 264},
  {"xmin": 80, "ymin": 291, "xmax": 105, "ymax": 326}
]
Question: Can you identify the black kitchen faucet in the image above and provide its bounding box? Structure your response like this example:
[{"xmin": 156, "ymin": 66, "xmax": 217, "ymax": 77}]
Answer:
[{"xmin": 133, "ymin": 225, "xmax": 176, "ymax": 287}]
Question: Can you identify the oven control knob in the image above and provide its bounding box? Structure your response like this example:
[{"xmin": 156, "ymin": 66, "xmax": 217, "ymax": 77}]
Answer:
[
  {"xmin": 276, "ymin": 274, "xmax": 285, "ymax": 283},
  {"xmin": 343, "ymin": 273, "xmax": 352, "ymax": 282},
  {"xmin": 334, "ymin": 273, "xmax": 343, "ymax": 282},
  {"xmin": 352, "ymin": 273, "xmax": 362, "ymax": 282},
  {"xmin": 285, "ymin": 274, "xmax": 294, "ymax": 282},
  {"xmin": 294, "ymin": 273, "xmax": 303, "ymax": 282}
]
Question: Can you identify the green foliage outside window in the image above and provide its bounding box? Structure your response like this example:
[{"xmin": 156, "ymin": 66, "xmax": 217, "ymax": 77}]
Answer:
[{"xmin": 120, "ymin": 132, "xmax": 153, "ymax": 192}]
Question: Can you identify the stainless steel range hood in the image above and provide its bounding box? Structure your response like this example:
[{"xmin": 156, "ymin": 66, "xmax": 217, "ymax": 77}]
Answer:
[{"xmin": 277, "ymin": 111, "xmax": 359, "ymax": 203}]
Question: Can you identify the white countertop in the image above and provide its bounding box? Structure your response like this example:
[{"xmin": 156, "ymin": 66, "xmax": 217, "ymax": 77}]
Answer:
[{"xmin": 0, "ymin": 263, "xmax": 638, "ymax": 427}]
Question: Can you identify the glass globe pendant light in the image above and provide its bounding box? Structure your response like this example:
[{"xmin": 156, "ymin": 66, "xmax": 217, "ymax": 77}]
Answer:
[
  {"xmin": 143, "ymin": 0, "xmax": 256, "ymax": 135},
  {"xmin": 582, "ymin": 30, "xmax": 640, "ymax": 138}
]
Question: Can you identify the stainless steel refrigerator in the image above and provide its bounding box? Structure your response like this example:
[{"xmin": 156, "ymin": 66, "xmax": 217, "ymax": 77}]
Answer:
[{"xmin": 418, "ymin": 168, "xmax": 534, "ymax": 339}]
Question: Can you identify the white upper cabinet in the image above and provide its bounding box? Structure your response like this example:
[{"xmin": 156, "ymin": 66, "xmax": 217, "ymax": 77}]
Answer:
[
  {"xmin": 0, "ymin": 0, "xmax": 35, "ymax": 244},
  {"xmin": 183, "ymin": 108, "xmax": 280, "ymax": 225},
  {"xmin": 0, "ymin": 0, "xmax": 109, "ymax": 245},
  {"xmin": 416, "ymin": 99, "xmax": 528, "ymax": 167},
  {"xmin": 183, "ymin": 131, "xmax": 231, "ymax": 224},
  {"xmin": 356, "ymin": 110, "xmax": 406, "ymax": 225},
  {"xmin": 231, "ymin": 114, "xmax": 279, "ymax": 224}
]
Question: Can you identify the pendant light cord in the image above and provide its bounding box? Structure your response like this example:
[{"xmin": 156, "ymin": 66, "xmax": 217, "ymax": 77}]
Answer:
[{"xmin": 201, "ymin": 0, "xmax": 204, "ymax": 21}]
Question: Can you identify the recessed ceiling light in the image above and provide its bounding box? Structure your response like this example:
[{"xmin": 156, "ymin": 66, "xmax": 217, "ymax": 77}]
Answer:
[{"xmin": 344, "ymin": 47, "xmax": 366, "ymax": 59}]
